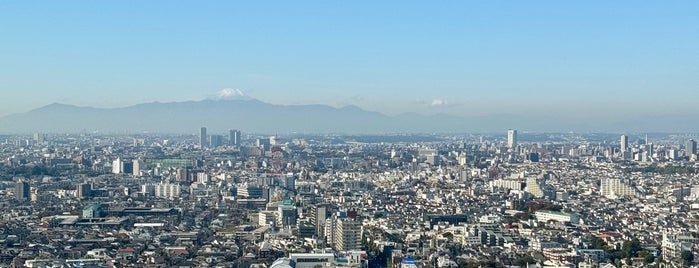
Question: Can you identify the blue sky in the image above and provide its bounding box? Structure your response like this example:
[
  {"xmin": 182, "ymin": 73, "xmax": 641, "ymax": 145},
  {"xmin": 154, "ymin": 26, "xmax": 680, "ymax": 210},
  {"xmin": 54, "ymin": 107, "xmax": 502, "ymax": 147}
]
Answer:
[{"xmin": 0, "ymin": 1, "xmax": 697, "ymax": 119}]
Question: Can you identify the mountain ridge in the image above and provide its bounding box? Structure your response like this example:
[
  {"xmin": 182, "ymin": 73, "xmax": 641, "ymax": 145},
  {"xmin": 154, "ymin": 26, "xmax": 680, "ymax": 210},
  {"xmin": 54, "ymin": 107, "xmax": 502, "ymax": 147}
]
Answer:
[{"xmin": 0, "ymin": 99, "xmax": 696, "ymax": 134}]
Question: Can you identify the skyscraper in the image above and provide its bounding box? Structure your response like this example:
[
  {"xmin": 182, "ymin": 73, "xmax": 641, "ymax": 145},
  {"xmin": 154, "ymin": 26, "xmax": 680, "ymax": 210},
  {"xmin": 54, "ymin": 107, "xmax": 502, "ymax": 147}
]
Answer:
[
  {"xmin": 112, "ymin": 158, "xmax": 123, "ymax": 174},
  {"xmin": 199, "ymin": 127, "xmax": 207, "ymax": 148},
  {"xmin": 133, "ymin": 159, "xmax": 145, "ymax": 176},
  {"xmin": 507, "ymin": 129, "xmax": 517, "ymax": 148},
  {"xmin": 209, "ymin": 134, "xmax": 224, "ymax": 148},
  {"xmin": 229, "ymin": 129, "xmax": 241, "ymax": 146},
  {"xmin": 686, "ymin": 139, "xmax": 697, "ymax": 156},
  {"xmin": 620, "ymin": 135, "xmax": 629, "ymax": 153}
]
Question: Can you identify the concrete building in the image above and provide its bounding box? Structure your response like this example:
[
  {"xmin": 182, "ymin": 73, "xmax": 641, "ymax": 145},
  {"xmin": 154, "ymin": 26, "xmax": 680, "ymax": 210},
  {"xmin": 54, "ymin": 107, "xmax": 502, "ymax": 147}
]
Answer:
[
  {"xmin": 200, "ymin": 127, "xmax": 207, "ymax": 148},
  {"xmin": 82, "ymin": 203, "xmax": 104, "ymax": 218},
  {"xmin": 229, "ymin": 129, "xmax": 241, "ymax": 146},
  {"xmin": 335, "ymin": 218, "xmax": 362, "ymax": 251},
  {"xmin": 534, "ymin": 210, "xmax": 580, "ymax": 224},
  {"xmin": 76, "ymin": 183, "xmax": 92, "ymax": 199},
  {"xmin": 507, "ymin": 129, "xmax": 517, "ymax": 148},
  {"xmin": 600, "ymin": 178, "xmax": 638, "ymax": 198},
  {"xmin": 132, "ymin": 159, "xmax": 144, "ymax": 176},
  {"xmin": 155, "ymin": 183, "xmax": 181, "ymax": 199},
  {"xmin": 15, "ymin": 180, "xmax": 30, "ymax": 201}
]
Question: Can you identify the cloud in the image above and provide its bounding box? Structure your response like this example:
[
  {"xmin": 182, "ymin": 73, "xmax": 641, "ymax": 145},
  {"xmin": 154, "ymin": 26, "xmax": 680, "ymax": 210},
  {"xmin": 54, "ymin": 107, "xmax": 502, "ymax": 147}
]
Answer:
[
  {"xmin": 430, "ymin": 99, "xmax": 447, "ymax": 107},
  {"xmin": 217, "ymin": 88, "xmax": 246, "ymax": 99}
]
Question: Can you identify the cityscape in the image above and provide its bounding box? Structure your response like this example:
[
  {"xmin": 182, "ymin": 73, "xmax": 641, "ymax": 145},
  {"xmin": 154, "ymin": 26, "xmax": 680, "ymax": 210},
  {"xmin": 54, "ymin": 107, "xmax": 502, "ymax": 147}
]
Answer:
[
  {"xmin": 0, "ymin": 130, "xmax": 697, "ymax": 267},
  {"xmin": 1, "ymin": 1, "xmax": 698, "ymax": 268}
]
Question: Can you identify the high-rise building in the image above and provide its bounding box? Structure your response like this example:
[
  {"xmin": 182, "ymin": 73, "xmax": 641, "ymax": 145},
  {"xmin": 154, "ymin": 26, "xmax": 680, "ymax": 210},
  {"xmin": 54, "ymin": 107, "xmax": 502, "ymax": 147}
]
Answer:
[
  {"xmin": 668, "ymin": 149, "xmax": 678, "ymax": 160},
  {"xmin": 507, "ymin": 129, "xmax": 517, "ymax": 148},
  {"xmin": 15, "ymin": 181, "xmax": 30, "ymax": 201},
  {"xmin": 209, "ymin": 134, "xmax": 224, "ymax": 148},
  {"xmin": 335, "ymin": 218, "xmax": 362, "ymax": 251},
  {"xmin": 458, "ymin": 153, "xmax": 467, "ymax": 166},
  {"xmin": 33, "ymin": 133, "xmax": 45, "ymax": 145},
  {"xmin": 229, "ymin": 129, "xmax": 241, "ymax": 146},
  {"xmin": 620, "ymin": 135, "xmax": 629, "ymax": 153},
  {"xmin": 311, "ymin": 204, "xmax": 328, "ymax": 238},
  {"xmin": 199, "ymin": 127, "xmax": 208, "ymax": 148},
  {"xmin": 257, "ymin": 138, "xmax": 271, "ymax": 152},
  {"xmin": 176, "ymin": 168, "xmax": 189, "ymax": 183},
  {"xmin": 278, "ymin": 203, "xmax": 298, "ymax": 228},
  {"xmin": 686, "ymin": 139, "xmax": 697, "ymax": 156},
  {"xmin": 525, "ymin": 177, "xmax": 545, "ymax": 198},
  {"xmin": 132, "ymin": 159, "xmax": 145, "ymax": 176},
  {"xmin": 76, "ymin": 183, "xmax": 92, "ymax": 199},
  {"xmin": 112, "ymin": 158, "xmax": 123, "ymax": 174}
]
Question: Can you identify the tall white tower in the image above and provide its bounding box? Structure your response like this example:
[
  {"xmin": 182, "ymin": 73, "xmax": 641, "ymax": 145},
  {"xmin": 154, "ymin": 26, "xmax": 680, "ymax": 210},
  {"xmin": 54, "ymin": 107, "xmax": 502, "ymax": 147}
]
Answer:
[{"xmin": 507, "ymin": 129, "xmax": 517, "ymax": 148}]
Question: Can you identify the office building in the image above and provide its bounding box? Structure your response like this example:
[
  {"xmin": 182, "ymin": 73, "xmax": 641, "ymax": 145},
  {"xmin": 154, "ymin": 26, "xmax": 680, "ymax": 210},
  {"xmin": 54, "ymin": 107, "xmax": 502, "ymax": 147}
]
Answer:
[
  {"xmin": 15, "ymin": 181, "xmax": 30, "ymax": 201},
  {"xmin": 33, "ymin": 133, "xmax": 45, "ymax": 144},
  {"xmin": 209, "ymin": 134, "xmax": 224, "ymax": 148},
  {"xmin": 507, "ymin": 129, "xmax": 517, "ymax": 148},
  {"xmin": 686, "ymin": 139, "xmax": 697, "ymax": 156},
  {"xmin": 257, "ymin": 138, "xmax": 271, "ymax": 152},
  {"xmin": 77, "ymin": 183, "xmax": 92, "ymax": 199},
  {"xmin": 278, "ymin": 204, "xmax": 298, "ymax": 228},
  {"xmin": 229, "ymin": 129, "xmax": 241, "ymax": 146},
  {"xmin": 311, "ymin": 204, "xmax": 328, "ymax": 238},
  {"xmin": 620, "ymin": 135, "xmax": 629, "ymax": 153},
  {"xmin": 82, "ymin": 203, "xmax": 104, "ymax": 218},
  {"xmin": 176, "ymin": 168, "xmax": 188, "ymax": 183},
  {"xmin": 133, "ymin": 159, "xmax": 145, "ymax": 176},
  {"xmin": 199, "ymin": 127, "xmax": 207, "ymax": 148}
]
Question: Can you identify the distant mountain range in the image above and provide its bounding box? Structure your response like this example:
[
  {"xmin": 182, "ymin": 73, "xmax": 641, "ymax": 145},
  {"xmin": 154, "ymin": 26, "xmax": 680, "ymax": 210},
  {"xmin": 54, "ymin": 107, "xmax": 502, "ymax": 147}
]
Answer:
[{"xmin": 0, "ymin": 99, "xmax": 695, "ymax": 134}]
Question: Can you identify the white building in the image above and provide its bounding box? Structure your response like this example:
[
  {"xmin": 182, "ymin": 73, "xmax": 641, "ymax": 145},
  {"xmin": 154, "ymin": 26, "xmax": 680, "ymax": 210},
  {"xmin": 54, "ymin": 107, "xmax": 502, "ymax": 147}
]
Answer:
[
  {"xmin": 155, "ymin": 183, "xmax": 180, "ymax": 199},
  {"xmin": 600, "ymin": 178, "xmax": 638, "ymax": 198},
  {"xmin": 507, "ymin": 129, "xmax": 517, "ymax": 148},
  {"xmin": 335, "ymin": 218, "xmax": 362, "ymax": 251},
  {"xmin": 534, "ymin": 210, "xmax": 580, "ymax": 224},
  {"xmin": 132, "ymin": 159, "xmax": 144, "ymax": 176},
  {"xmin": 112, "ymin": 158, "xmax": 123, "ymax": 174},
  {"xmin": 490, "ymin": 179, "xmax": 523, "ymax": 191}
]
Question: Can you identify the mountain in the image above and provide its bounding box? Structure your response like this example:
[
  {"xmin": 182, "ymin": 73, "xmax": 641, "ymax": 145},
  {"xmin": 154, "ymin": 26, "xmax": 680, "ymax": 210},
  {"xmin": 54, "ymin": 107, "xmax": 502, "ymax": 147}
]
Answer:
[
  {"xmin": 0, "ymin": 99, "xmax": 696, "ymax": 134},
  {"xmin": 0, "ymin": 99, "xmax": 462, "ymax": 134}
]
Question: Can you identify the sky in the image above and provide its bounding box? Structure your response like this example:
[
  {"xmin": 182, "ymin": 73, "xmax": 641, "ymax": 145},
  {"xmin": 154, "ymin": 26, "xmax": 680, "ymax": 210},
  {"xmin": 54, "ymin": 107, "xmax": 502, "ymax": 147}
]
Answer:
[{"xmin": 0, "ymin": 1, "xmax": 697, "ymax": 120}]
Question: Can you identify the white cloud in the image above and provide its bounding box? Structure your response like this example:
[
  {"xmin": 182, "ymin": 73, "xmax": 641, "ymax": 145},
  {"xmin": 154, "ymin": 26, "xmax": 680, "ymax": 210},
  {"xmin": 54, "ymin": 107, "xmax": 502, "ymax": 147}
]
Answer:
[
  {"xmin": 217, "ymin": 88, "xmax": 246, "ymax": 99},
  {"xmin": 430, "ymin": 99, "xmax": 447, "ymax": 106}
]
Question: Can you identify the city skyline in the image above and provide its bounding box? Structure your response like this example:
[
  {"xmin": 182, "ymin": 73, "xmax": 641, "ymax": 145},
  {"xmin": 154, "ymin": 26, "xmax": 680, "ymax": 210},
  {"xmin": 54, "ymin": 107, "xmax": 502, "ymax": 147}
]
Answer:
[{"xmin": 0, "ymin": 1, "xmax": 697, "ymax": 122}]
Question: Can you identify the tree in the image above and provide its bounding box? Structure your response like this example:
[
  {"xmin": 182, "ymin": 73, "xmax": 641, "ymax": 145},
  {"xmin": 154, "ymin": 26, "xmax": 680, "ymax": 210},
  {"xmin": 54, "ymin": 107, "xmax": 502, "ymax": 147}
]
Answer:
[
  {"xmin": 681, "ymin": 250, "xmax": 694, "ymax": 264},
  {"xmin": 588, "ymin": 236, "xmax": 609, "ymax": 250},
  {"xmin": 638, "ymin": 251, "xmax": 655, "ymax": 264},
  {"xmin": 622, "ymin": 238, "xmax": 641, "ymax": 258}
]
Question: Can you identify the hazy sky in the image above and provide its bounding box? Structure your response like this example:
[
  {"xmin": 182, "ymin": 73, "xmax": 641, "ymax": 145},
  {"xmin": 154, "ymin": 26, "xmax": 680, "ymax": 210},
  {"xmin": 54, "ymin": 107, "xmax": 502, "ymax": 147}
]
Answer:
[{"xmin": 0, "ymin": 1, "xmax": 697, "ymax": 119}]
